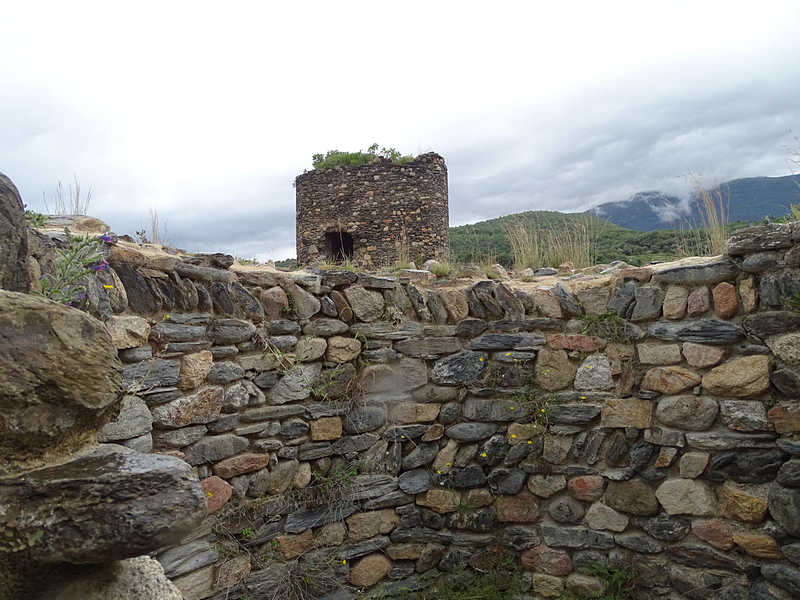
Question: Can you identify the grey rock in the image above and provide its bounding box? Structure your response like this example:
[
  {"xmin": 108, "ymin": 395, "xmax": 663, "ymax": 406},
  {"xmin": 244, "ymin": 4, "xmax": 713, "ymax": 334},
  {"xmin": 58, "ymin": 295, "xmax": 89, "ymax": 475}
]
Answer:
[
  {"xmin": 541, "ymin": 526, "xmax": 615, "ymax": 549},
  {"xmin": 210, "ymin": 345, "xmax": 239, "ymax": 359},
  {"xmin": 207, "ymin": 318, "xmax": 256, "ymax": 344},
  {"xmin": 759, "ymin": 271, "xmax": 800, "ymax": 308},
  {"xmin": 768, "ymin": 483, "xmax": 800, "ymax": 537},
  {"xmin": 614, "ymin": 532, "xmax": 664, "ymax": 554},
  {"xmin": 574, "ymin": 354, "xmax": 614, "ymax": 391},
  {"xmin": 183, "ymin": 434, "xmax": 249, "ymax": 465},
  {"xmin": 298, "ymin": 442, "xmax": 333, "ymax": 460},
  {"xmin": 439, "ymin": 402, "xmax": 461, "ymax": 425},
  {"xmin": 445, "ymin": 423, "xmax": 497, "ymax": 441},
  {"xmin": 150, "ymin": 321, "xmax": 206, "ymax": 342},
  {"xmin": 706, "ymin": 448, "xmax": 787, "ymax": 484},
  {"xmin": 270, "ymin": 363, "xmax": 322, "ymax": 404},
  {"xmin": 778, "ymin": 460, "xmax": 800, "ymax": 487},
  {"xmin": 432, "ymin": 350, "xmax": 489, "ymax": 385},
  {"xmin": 455, "ymin": 318, "xmax": 488, "ymax": 338},
  {"xmin": 384, "ymin": 425, "xmax": 429, "ymax": 442},
  {"xmin": 208, "ymin": 361, "xmax": 245, "ymax": 384},
  {"xmin": 122, "ymin": 358, "xmax": 180, "ymax": 390},
  {"xmin": 209, "ymin": 413, "xmax": 240, "ymax": 433},
  {"xmin": 344, "ymin": 405, "xmax": 386, "ymax": 433},
  {"xmin": 320, "ymin": 270, "xmax": 358, "ymax": 288},
  {"xmin": 630, "ymin": 284, "xmax": 665, "ymax": 321},
  {"xmin": 778, "ymin": 438, "xmax": 800, "ymax": 455},
  {"xmin": 113, "ymin": 263, "xmax": 160, "ymax": 313},
  {"xmin": 303, "ymin": 318, "xmax": 349, "ymax": 336},
  {"xmin": 643, "ymin": 515, "xmax": 690, "ymax": 541},
  {"xmin": 470, "ymin": 333, "xmax": 545, "ymax": 351},
  {"xmin": 395, "ymin": 336, "xmax": 461, "ymax": 358},
  {"xmin": 121, "ymin": 433, "xmax": 153, "ymax": 453},
  {"xmin": 667, "ymin": 544, "xmax": 742, "ymax": 572},
  {"xmin": 336, "ymin": 536, "xmax": 392, "ymax": 560},
  {"xmin": 284, "ymin": 504, "xmax": 359, "ymax": 534},
  {"xmin": 399, "ymin": 469, "xmax": 431, "ymax": 494},
  {"xmin": 320, "ymin": 295, "xmax": 338, "ymax": 317},
  {"xmin": 240, "ymin": 404, "xmax": 305, "ymax": 421},
  {"xmin": 486, "ymin": 468, "xmax": 525, "ymax": 494},
  {"xmin": 403, "ymin": 443, "xmax": 439, "ymax": 469},
  {"xmin": 608, "ymin": 281, "xmax": 637, "ymax": 315},
  {"xmin": 0, "ymin": 444, "xmax": 204, "ymax": 563},
  {"xmin": 253, "ymin": 370, "xmax": 280, "ymax": 389},
  {"xmin": 782, "ymin": 542, "xmax": 800, "ymax": 566},
  {"xmin": 332, "ymin": 433, "xmax": 380, "ymax": 455},
  {"xmin": 498, "ymin": 526, "xmax": 541, "ymax": 550},
  {"xmin": 0, "ymin": 174, "xmax": 29, "ymax": 292},
  {"xmin": 656, "ymin": 395, "xmax": 718, "ymax": 431},
  {"xmin": 548, "ymin": 403, "xmax": 602, "ymax": 425},
  {"xmin": 742, "ymin": 251, "xmax": 780, "ymax": 272},
  {"xmin": 718, "ymin": 399, "xmax": 769, "ymax": 432},
  {"xmin": 286, "ymin": 281, "xmax": 321, "ymax": 319},
  {"xmin": 772, "ymin": 368, "xmax": 800, "ymax": 397},
  {"xmin": 364, "ymin": 490, "xmax": 415, "ymax": 510},
  {"xmin": 535, "ymin": 267, "xmax": 558, "ymax": 276},
  {"xmin": 463, "ymin": 397, "xmax": 531, "ymax": 422},
  {"xmin": 350, "ymin": 320, "xmax": 424, "ymax": 340},
  {"xmin": 448, "ymin": 466, "xmax": 487, "ymax": 488},
  {"xmin": 743, "ymin": 311, "xmax": 800, "ymax": 338},
  {"xmin": 153, "ymin": 425, "xmax": 208, "ymax": 448},
  {"xmin": 280, "ymin": 418, "xmax": 309, "ymax": 438},
  {"xmin": 555, "ymin": 284, "xmax": 582, "ymax": 317},
  {"xmin": 157, "ymin": 540, "xmax": 219, "ymax": 578},
  {"xmin": 648, "ymin": 319, "xmax": 745, "ymax": 344},
  {"xmin": 119, "ymin": 346, "xmax": 153, "ymax": 363},
  {"xmin": 761, "ymin": 564, "xmax": 800, "ymax": 597},
  {"xmin": 685, "ymin": 431, "xmax": 776, "ymax": 450},
  {"xmin": 548, "ymin": 496, "xmax": 585, "ymax": 523},
  {"xmin": 726, "ymin": 222, "xmax": 793, "ymax": 255},
  {"xmin": 99, "ymin": 396, "xmax": 153, "ymax": 442},
  {"xmin": 652, "ymin": 259, "xmax": 738, "ymax": 285},
  {"xmin": 269, "ymin": 319, "xmax": 301, "ymax": 335}
]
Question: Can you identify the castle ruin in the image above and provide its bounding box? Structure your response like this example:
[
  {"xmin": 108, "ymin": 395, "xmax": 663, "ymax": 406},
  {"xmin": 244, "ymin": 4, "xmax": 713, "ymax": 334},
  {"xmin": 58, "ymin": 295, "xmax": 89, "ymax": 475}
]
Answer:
[{"xmin": 294, "ymin": 152, "xmax": 449, "ymax": 267}]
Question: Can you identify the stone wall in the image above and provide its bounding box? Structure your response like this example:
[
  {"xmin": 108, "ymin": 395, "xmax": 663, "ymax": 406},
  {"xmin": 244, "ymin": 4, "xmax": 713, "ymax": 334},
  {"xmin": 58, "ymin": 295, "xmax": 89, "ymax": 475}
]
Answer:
[
  {"xmin": 25, "ymin": 221, "xmax": 800, "ymax": 599},
  {"xmin": 295, "ymin": 153, "xmax": 449, "ymax": 267}
]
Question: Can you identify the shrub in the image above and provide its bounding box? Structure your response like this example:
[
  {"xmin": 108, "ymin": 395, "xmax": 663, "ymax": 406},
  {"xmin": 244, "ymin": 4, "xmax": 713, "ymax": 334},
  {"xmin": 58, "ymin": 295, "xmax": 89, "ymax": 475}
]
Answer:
[
  {"xmin": 39, "ymin": 229, "xmax": 111, "ymax": 306},
  {"xmin": 311, "ymin": 144, "xmax": 414, "ymax": 171}
]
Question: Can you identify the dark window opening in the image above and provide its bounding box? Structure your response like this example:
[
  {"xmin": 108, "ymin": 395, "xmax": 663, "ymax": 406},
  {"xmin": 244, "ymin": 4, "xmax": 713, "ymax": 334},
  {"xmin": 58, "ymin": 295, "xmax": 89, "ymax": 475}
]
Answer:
[{"xmin": 325, "ymin": 230, "xmax": 353, "ymax": 261}]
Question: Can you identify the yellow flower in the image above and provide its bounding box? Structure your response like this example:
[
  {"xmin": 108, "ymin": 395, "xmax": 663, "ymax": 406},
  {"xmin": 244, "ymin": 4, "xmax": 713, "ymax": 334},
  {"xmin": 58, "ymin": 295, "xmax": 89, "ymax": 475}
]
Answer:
[
  {"xmin": 586, "ymin": 365, "xmax": 592, "ymax": 369},
  {"xmin": 206, "ymin": 492, "xmax": 213, "ymax": 497},
  {"xmin": 509, "ymin": 406, "xmax": 515, "ymax": 411},
  {"xmin": 580, "ymin": 395, "xmax": 587, "ymax": 400},
  {"xmin": 540, "ymin": 408, "xmax": 546, "ymax": 413},
  {"xmin": 445, "ymin": 462, "xmax": 451, "ymax": 467},
  {"xmin": 479, "ymin": 357, "xmax": 484, "ymax": 362},
  {"xmin": 481, "ymin": 452, "xmax": 487, "ymax": 458},
  {"xmin": 505, "ymin": 352, "xmax": 511, "ymax": 356},
  {"xmin": 400, "ymin": 435, "xmax": 405, "ymax": 439},
  {"xmin": 342, "ymin": 560, "xmax": 347, "ymax": 565},
  {"xmin": 511, "ymin": 434, "xmax": 517, "ymax": 439},
  {"xmin": 527, "ymin": 440, "xmax": 533, "ymax": 445},
  {"xmin": 436, "ymin": 470, "xmax": 442, "ymax": 474},
  {"xmin": 164, "ymin": 314, "xmax": 170, "ymax": 320},
  {"xmin": 103, "ymin": 284, "xmax": 114, "ymax": 289}
]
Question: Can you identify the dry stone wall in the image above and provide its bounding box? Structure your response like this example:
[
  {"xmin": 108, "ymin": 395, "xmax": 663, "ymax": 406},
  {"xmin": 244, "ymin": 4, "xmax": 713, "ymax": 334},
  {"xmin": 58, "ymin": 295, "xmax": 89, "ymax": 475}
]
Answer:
[
  {"xmin": 80, "ymin": 222, "xmax": 800, "ymax": 599},
  {"xmin": 295, "ymin": 153, "xmax": 449, "ymax": 267}
]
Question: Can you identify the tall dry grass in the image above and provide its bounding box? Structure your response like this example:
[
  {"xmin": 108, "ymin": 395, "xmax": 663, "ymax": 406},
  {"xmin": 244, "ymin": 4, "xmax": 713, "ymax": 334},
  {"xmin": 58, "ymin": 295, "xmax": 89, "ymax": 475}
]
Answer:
[
  {"xmin": 505, "ymin": 216, "xmax": 598, "ymax": 271},
  {"xmin": 677, "ymin": 180, "xmax": 729, "ymax": 257},
  {"xmin": 42, "ymin": 175, "xmax": 92, "ymax": 215}
]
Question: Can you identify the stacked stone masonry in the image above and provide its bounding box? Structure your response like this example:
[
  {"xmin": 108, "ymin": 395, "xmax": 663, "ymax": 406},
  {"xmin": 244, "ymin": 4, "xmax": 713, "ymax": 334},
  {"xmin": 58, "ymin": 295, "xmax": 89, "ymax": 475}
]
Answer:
[
  {"xmin": 25, "ymin": 221, "xmax": 800, "ymax": 598},
  {"xmin": 295, "ymin": 153, "xmax": 449, "ymax": 267}
]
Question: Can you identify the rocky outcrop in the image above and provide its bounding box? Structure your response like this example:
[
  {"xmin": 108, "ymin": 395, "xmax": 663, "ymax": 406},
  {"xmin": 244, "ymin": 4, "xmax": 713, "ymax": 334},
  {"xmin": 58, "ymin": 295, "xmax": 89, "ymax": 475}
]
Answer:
[
  {"xmin": 0, "ymin": 290, "xmax": 123, "ymax": 476},
  {"xmin": 0, "ymin": 173, "xmax": 30, "ymax": 292}
]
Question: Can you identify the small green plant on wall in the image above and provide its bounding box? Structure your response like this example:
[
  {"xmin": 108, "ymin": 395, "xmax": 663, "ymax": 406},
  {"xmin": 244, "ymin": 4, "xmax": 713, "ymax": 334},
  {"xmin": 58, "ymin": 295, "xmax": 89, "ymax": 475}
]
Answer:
[
  {"xmin": 581, "ymin": 311, "xmax": 629, "ymax": 342},
  {"xmin": 39, "ymin": 229, "xmax": 112, "ymax": 306},
  {"xmin": 790, "ymin": 291, "xmax": 800, "ymax": 313}
]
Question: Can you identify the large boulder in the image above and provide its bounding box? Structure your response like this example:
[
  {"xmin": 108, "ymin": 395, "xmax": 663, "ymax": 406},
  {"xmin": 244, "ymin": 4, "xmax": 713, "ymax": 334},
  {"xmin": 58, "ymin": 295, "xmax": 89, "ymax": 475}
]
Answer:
[
  {"xmin": 0, "ymin": 290, "xmax": 123, "ymax": 476},
  {"xmin": 0, "ymin": 173, "xmax": 30, "ymax": 293},
  {"xmin": 0, "ymin": 444, "xmax": 206, "ymax": 564}
]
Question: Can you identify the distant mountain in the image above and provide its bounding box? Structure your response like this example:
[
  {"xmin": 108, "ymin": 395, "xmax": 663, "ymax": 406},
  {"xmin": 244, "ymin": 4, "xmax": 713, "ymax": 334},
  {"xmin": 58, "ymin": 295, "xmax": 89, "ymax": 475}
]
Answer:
[{"xmin": 587, "ymin": 175, "xmax": 799, "ymax": 231}]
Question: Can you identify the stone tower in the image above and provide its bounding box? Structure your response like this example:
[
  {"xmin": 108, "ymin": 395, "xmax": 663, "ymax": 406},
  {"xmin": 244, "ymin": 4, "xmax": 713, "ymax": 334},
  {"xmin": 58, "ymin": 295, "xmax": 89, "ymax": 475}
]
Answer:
[{"xmin": 295, "ymin": 152, "xmax": 449, "ymax": 267}]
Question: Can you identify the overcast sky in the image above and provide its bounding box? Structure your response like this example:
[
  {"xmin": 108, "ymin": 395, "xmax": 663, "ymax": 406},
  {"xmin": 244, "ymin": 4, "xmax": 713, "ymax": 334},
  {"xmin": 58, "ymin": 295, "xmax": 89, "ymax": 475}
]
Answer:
[{"xmin": 2, "ymin": 1, "xmax": 799, "ymax": 261}]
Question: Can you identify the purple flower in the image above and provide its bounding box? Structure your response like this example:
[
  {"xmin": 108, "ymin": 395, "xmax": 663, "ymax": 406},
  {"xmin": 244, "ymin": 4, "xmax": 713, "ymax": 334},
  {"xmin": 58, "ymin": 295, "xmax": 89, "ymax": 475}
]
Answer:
[
  {"xmin": 91, "ymin": 259, "xmax": 109, "ymax": 272},
  {"xmin": 98, "ymin": 234, "xmax": 113, "ymax": 244},
  {"xmin": 77, "ymin": 292, "xmax": 87, "ymax": 301}
]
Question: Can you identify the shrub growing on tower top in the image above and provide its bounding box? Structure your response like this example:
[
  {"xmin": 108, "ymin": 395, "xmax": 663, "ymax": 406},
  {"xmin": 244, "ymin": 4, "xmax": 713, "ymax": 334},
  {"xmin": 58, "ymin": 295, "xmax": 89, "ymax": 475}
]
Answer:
[{"xmin": 311, "ymin": 143, "xmax": 415, "ymax": 171}]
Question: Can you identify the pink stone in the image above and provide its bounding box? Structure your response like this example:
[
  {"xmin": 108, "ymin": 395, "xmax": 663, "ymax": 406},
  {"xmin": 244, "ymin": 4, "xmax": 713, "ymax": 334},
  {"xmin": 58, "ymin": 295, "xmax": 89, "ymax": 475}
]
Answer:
[
  {"xmin": 567, "ymin": 475, "xmax": 605, "ymax": 501},
  {"xmin": 521, "ymin": 545, "xmax": 573, "ymax": 576},
  {"xmin": 712, "ymin": 282, "xmax": 739, "ymax": 319},
  {"xmin": 212, "ymin": 453, "xmax": 269, "ymax": 479},
  {"xmin": 201, "ymin": 475, "xmax": 232, "ymax": 513},
  {"xmin": 687, "ymin": 286, "xmax": 710, "ymax": 316}
]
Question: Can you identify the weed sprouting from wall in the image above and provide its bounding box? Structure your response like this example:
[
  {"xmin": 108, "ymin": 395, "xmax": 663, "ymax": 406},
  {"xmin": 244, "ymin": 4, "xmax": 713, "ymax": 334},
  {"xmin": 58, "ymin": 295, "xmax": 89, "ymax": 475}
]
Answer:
[{"xmin": 38, "ymin": 229, "xmax": 111, "ymax": 306}]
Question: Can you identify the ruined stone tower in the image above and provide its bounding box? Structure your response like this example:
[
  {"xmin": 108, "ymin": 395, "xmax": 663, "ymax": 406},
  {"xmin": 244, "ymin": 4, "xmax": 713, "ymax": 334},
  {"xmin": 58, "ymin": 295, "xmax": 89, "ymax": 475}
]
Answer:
[{"xmin": 295, "ymin": 152, "xmax": 449, "ymax": 267}]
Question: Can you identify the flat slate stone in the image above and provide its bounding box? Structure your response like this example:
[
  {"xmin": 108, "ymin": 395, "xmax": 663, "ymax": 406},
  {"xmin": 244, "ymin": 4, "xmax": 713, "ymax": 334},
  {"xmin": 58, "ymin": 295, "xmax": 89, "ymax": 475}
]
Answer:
[
  {"xmin": 399, "ymin": 469, "xmax": 431, "ymax": 494},
  {"xmin": 652, "ymin": 259, "xmax": 738, "ymax": 285},
  {"xmin": 648, "ymin": 319, "xmax": 745, "ymax": 345},
  {"xmin": 0, "ymin": 444, "xmax": 205, "ymax": 563},
  {"xmin": 432, "ymin": 350, "xmax": 489, "ymax": 385},
  {"xmin": 445, "ymin": 423, "xmax": 498, "ymax": 441}
]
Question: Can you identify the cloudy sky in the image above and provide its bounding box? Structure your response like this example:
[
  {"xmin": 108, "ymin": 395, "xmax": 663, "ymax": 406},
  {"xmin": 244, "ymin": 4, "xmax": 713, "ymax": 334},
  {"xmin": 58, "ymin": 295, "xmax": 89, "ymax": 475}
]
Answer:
[{"xmin": 2, "ymin": 1, "xmax": 799, "ymax": 261}]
